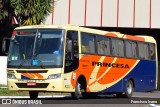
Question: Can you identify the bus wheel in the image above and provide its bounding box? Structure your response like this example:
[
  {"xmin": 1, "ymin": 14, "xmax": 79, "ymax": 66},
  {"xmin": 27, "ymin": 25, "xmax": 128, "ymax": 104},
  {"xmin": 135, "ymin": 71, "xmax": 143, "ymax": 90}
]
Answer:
[
  {"xmin": 71, "ymin": 81, "xmax": 83, "ymax": 99},
  {"xmin": 125, "ymin": 80, "xmax": 134, "ymax": 98},
  {"xmin": 124, "ymin": 80, "xmax": 134, "ymax": 98},
  {"xmin": 29, "ymin": 91, "xmax": 38, "ymax": 99},
  {"xmin": 117, "ymin": 80, "xmax": 134, "ymax": 98}
]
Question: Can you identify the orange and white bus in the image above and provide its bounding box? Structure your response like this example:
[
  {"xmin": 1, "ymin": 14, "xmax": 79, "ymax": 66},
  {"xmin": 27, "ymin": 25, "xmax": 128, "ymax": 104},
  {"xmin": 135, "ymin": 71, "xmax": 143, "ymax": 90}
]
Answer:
[{"xmin": 5, "ymin": 25, "xmax": 158, "ymax": 99}]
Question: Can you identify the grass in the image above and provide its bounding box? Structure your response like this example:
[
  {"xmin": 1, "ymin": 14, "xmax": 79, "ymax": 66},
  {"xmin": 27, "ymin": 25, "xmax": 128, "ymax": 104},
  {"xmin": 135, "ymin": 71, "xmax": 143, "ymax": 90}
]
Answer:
[{"xmin": 0, "ymin": 89, "xmax": 28, "ymax": 96}]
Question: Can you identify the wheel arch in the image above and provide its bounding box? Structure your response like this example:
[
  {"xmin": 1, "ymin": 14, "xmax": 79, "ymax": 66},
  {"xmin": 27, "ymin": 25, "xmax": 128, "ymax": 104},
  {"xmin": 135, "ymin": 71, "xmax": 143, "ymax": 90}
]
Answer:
[
  {"xmin": 129, "ymin": 78, "xmax": 135, "ymax": 89},
  {"xmin": 77, "ymin": 75, "xmax": 87, "ymax": 91}
]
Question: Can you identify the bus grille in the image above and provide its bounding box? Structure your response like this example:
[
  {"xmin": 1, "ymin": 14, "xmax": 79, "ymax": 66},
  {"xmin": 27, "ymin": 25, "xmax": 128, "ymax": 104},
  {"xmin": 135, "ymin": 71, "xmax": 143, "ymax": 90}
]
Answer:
[{"xmin": 16, "ymin": 83, "xmax": 49, "ymax": 88}]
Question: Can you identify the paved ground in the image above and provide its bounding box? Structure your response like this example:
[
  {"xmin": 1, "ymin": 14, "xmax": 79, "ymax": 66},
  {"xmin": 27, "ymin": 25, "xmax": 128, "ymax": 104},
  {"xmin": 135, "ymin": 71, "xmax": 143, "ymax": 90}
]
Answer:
[
  {"xmin": 0, "ymin": 91, "xmax": 159, "ymax": 106},
  {"xmin": 0, "ymin": 91, "xmax": 160, "ymax": 99}
]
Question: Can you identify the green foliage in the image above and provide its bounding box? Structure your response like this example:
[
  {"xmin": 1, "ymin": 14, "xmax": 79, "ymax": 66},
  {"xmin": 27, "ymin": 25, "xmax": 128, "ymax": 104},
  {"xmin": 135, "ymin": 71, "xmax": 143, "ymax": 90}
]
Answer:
[
  {"xmin": 0, "ymin": 0, "xmax": 54, "ymax": 44},
  {"xmin": 0, "ymin": 10, "xmax": 8, "ymax": 20},
  {"xmin": 0, "ymin": 89, "xmax": 28, "ymax": 96},
  {"xmin": 10, "ymin": 0, "xmax": 53, "ymax": 25},
  {"xmin": 0, "ymin": 0, "xmax": 10, "ymax": 21}
]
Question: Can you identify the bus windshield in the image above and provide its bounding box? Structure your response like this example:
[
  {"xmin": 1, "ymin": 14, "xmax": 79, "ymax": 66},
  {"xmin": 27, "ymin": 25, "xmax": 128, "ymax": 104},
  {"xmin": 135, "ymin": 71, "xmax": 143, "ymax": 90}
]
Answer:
[{"xmin": 8, "ymin": 29, "xmax": 64, "ymax": 68}]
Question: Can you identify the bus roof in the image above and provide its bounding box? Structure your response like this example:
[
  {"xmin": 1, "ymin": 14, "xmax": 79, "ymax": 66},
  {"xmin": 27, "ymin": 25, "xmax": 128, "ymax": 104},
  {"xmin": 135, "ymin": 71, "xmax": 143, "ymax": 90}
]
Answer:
[{"xmin": 14, "ymin": 25, "xmax": 156, "ymax": 43}]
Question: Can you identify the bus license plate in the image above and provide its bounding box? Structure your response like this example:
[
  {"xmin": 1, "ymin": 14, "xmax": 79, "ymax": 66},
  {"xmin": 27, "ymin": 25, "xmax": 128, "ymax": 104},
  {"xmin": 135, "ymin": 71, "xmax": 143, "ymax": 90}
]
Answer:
[{"xmin": 27, "ymin": 82, "xmax": 36, "ymax": 86}]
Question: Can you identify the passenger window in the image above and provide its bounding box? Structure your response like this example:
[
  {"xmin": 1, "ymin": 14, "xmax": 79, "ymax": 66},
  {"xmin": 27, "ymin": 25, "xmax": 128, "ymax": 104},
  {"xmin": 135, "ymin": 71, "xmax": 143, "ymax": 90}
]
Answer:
[
  {"xmin": 81, "ymin": 33, "xmax": 89, "ymax": 53},
  {"xmin": 81, "ymin": 32, "xmax": 96, "ymax": 54},
  {"xmin": 111, "ymin": 39, "xmax": 118, "ymax": 56},
  {"xmin": 117, "ymin": 39, "xmax": 124, "ymax": 57},
  {"xmin": 126, "ymin": 41, "xmax": 133, "ymax": 58},
  {"xmin": 88, "ymin": 35, "xmax": 96, "ymax": 54},
  {"xmin": 138, "ymin": 43, "xmax": 149, "ymax": 60},
  {"xmin": 97, "ymin": 36, "xmax": 110, "ymax": 55},
  {"xmin": 104, "ymin": 38, "xmax": 110, "ymax": 55},
  {"xmin": 126, "ymin": 41, "xmax": 138, "ymax": 58},
  {"xmin": 97, "ymin": 36, "xmax": 105, "ymax": 55},
  {"xmin": 132, "ymin": 41, "xmax": 138, "ymax": 58},
  {"xmin": 149, "ymin": 44, "xmax": 155, "ymax": 60},
  {"xmin": 111, "ymin": 39, "xmax": 125, "ymax": 57},
  {"xmin": 144, "ymin": 44, "xmax": 149, "ymax": 60}
]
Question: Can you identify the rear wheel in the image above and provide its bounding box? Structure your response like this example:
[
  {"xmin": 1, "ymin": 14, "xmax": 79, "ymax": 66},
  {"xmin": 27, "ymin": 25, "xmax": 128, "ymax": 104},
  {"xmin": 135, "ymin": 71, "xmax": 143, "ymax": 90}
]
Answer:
[
  {"xmin": 29, "ymin": 91, "xmax": 38, "ymax": 99},
  {"xmin": 125, "ymin": 80, "xmax": 134, "ymax": 98},
  {"xmin": 117, "ymin": 80, "xmax": 134, "ymax": 98}
]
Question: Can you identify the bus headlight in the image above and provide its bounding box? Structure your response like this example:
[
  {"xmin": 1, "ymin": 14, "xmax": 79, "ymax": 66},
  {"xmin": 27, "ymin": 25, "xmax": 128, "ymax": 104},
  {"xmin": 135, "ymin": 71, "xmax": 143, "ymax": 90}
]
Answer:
[
  {"xmin": 7, "ymin": 74, "xmax": 16, "ymax": 79},
  {"xmin": 48, "ymin": 74, "xmax": 61, "ymax": 79}
]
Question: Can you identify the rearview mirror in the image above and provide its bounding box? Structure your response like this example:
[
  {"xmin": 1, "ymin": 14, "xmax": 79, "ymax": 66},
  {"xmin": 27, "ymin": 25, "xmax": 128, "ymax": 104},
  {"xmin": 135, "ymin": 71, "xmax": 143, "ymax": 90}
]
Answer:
[{"xmin": 2, "ymin": 37, "xmax": 10, "ymax": 55}]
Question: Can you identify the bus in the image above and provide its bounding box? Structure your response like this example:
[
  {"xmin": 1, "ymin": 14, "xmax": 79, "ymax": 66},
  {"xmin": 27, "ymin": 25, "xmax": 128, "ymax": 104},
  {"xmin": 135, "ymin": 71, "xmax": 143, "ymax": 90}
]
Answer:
[{"xmin": 4, "ymin": 25, "xmax": 158, "ymax": 99}]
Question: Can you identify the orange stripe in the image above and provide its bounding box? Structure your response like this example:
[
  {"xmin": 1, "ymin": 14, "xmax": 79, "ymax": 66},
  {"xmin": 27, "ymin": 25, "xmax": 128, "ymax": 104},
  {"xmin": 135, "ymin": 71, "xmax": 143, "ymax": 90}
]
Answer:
[
  {"xmin": 105, "ymin": 32, "xmax": 118, "ymax": 37},
  {"xmin": 34, "ymin": 73, "xmax": 44, "ymax": 79},
  {"xmin": 88, "ymin": 57, "xmax": 115, "ymax": 87},
  {"xmin": 71, "ymin": 55, "xmax": 102, "ymax": 89},
  {"xmin": 126, "ymin": 34, "xmax": 145, "ymax": 42},
  {"xmin": 96, "ymin": 57, "xmax": 115, "ymax": 79},
  {"xmin": 97, "ymin": 58, "xmax": 137, "ymax": 85}
]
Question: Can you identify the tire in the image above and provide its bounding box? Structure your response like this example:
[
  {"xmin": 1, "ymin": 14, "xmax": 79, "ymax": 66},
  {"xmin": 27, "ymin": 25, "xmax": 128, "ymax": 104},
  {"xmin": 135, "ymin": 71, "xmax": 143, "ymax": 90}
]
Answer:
[
  {"xmin": 29, "ymin": 91, "xmax": 38, "ymax": 99},
  {"xmin": 71, "ymin": 81, "xmax": 83, "ymax": 99},
  {"xmin": 116, "ymin": 80, "xmax": 134, "ymax": 98},
  {"xmin": 125, "ymin": 80, "xmax": 134, "ymax": 98}
]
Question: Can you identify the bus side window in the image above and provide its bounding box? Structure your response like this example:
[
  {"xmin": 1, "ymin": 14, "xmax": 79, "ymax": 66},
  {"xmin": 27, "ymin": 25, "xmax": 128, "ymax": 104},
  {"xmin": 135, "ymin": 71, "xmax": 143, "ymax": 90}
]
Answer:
[
  {"xmin": 81, "ymin": 33, "xmax": 88, "ymax": 53},
  {"xmin": 81, "ymin": 32, "xmax": 96, "ymax": 54},
  {"xmin": 149, "ymin": 44, "xmax": 155, "ymax": 60},
  {"xmin": 138, "ymin": 42, "xmax": 144, "ymax": 59},
  {"xmin": 126, "ymin": 40, "xmax": 133, "ymax": 58},
  {"xmin": 116, "ymin": 39, "xmax": 124, "ymax": 57},
  {"xmin": 88, "ymin": 35, "xmax": 96, "ymax": 54},
  {"xmin": 132, "ymin": 41, "xmax": 138, "ymax": 58},
  {"xmin": 97, "ymin": 36, "xmax": 105, "ymax": 55},
  {"xmin": 111, "ymin": 38, "xmax": 118, "ymax": 56},
  {"xmin": 104, "ymin": 37, "xmax": 111, "ymax": 55},
  {"xmin": 144, "ymin": 44, "xmax": 149, "ymax": 60}
]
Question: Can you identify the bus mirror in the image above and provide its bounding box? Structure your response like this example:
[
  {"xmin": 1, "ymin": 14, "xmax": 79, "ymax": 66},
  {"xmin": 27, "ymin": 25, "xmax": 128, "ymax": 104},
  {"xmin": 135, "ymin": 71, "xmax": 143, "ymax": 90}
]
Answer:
[{"xmin": 2, "ymin": 37, "xmax": 10, "ymax": 55}]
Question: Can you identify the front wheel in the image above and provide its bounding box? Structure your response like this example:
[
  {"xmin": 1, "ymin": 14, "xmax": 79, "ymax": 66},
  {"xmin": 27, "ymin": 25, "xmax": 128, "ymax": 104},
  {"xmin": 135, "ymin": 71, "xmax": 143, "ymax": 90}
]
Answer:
[
  {"xmin": 71, "ymin": 82, "xmax": 83, "ymax": 99},
  {"xmin": 29, "ymin": 91, "xmax": 38, "ymax": 99}
]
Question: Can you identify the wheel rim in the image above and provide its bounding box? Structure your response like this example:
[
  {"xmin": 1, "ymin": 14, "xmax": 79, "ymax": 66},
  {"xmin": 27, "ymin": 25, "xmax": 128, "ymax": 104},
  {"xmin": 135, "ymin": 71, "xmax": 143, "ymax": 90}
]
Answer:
[
  {"xmin": 77, "ymin": 82, "xmax": 82, "ymax": 95},
  {"xmin": 127, "ymin": 81, "xmax": 132, "ymax": 94}
]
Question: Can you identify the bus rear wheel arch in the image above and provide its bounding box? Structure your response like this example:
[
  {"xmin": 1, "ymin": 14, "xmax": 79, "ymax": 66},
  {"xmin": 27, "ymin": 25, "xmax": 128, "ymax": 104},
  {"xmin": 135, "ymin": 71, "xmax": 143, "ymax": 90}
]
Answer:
[{"xmin": 117, "ymin": 79, "xmax": 134, "ymax": 98}]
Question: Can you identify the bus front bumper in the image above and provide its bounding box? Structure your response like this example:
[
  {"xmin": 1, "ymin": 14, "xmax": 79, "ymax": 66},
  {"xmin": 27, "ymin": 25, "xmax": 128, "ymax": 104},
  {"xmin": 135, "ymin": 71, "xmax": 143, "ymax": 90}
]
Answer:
[{"xmin": 7, "ymin": 78, "xmax": 64, "ymax": 92}]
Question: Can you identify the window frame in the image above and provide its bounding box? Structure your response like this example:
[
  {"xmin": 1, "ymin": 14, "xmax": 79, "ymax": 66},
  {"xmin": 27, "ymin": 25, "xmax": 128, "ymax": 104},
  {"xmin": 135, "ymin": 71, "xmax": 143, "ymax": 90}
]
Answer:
[
  {"xmin": 81, "ymin": 32, "xmax": 97, "ymax": 55},
  {"xmin": 80, "ymin": 31, "xmax": 156, "ymax": 61}
]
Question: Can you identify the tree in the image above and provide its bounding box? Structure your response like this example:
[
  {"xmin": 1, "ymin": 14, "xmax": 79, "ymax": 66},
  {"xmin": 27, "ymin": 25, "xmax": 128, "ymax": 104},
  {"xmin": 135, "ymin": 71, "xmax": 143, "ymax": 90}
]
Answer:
[
  {"xmin": 10, "ymin": 0, "xmax": 53, "ymax": 25},
  {"xmin": 0, "ymin": 0, "xmax": 54, "ymax": 55},
  {"xmin": 0, "ymin": 0, "xmax": 15, "ymax": 39}
]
